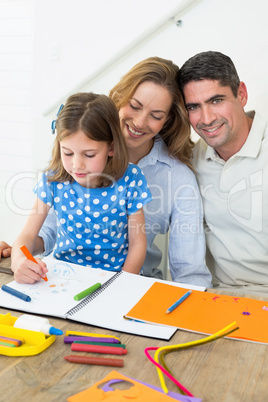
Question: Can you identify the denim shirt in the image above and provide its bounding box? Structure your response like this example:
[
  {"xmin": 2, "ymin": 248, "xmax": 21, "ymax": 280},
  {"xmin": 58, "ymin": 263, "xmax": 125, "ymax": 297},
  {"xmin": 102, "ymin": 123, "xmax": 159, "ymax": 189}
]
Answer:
[{"xmin": 39, "ymin": 137, "xmax": 212, "ymax": 288}]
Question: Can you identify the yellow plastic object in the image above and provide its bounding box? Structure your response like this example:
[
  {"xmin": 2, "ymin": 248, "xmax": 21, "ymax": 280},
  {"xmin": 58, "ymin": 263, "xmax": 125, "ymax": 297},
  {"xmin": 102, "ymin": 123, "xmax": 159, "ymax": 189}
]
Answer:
[{"xmin": 0, "ymin": 313, "xmax": 55, "ymax": 356}]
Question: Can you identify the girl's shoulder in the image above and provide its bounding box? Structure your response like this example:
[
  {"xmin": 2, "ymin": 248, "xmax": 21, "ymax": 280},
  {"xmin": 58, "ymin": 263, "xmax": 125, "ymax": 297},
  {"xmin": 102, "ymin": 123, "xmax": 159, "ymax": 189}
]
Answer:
[
  {"xmin": 116, "ymin": 163, "xmax": 148, "ymax": 189},
  {"xmin": 39, "ymin": 171, "xmax": 73, "ymax": 190},
  {"xmin": 125, "ymin": 162, "xmax": 144, "ymax": 176}
]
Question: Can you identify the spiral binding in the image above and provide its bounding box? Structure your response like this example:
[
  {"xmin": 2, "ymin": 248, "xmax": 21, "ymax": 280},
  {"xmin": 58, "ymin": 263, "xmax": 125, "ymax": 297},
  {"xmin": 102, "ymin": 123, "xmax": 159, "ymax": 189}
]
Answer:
[{"xmin": 66, "ymin": 271, "xmax": 123, "ymax": 317}]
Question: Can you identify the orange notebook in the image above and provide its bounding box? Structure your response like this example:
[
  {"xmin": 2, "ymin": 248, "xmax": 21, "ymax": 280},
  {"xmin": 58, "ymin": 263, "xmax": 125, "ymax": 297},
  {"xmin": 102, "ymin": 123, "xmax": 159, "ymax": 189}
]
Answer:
[{"xmin": 125, "ymin": 282, "xmax": 268, "ymax": 344}]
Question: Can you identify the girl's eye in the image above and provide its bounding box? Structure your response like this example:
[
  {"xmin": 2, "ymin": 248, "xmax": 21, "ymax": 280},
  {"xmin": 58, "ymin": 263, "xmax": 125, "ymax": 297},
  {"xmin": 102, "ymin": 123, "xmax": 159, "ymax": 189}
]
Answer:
[
  {"xmin": 86, "ymin": 154, "xmax": 95, "ymax": 158},
  {"xmin": 64, "ymin": 152, "xmax": 73, "ymax": 156}
]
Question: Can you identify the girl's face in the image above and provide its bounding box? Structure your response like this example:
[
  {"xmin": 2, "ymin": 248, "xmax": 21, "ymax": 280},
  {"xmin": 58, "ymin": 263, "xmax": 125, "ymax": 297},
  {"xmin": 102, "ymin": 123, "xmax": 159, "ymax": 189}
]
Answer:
[
  {"xmin": 119, "ymin": 81, "xmax": 172, "ymax": 158},
  {"xmin": 60, "ymin": 130, "xmax": 113, "ymax": 188}
]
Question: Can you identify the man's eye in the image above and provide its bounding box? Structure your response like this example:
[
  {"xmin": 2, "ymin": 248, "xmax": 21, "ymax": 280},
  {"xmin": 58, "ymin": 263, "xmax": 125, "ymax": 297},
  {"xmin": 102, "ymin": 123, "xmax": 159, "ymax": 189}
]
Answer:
[
  {"xmin": 187, "ymin": 105, "xmax": 198, "ymax": 112},
  {"xmin": 212, "ymin": 99, "xmax": 222, "ymax": 104}
]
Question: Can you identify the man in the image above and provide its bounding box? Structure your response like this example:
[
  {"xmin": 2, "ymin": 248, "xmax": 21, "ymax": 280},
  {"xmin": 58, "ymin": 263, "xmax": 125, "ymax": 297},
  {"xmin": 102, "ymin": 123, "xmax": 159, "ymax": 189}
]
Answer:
[{"xmin": 177, "ymin": 51, "xmax": 268, "ymax": 294}]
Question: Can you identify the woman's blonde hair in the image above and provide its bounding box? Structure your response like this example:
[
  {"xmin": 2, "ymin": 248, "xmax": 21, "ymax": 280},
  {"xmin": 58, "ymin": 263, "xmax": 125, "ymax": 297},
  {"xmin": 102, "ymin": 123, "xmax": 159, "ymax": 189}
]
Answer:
[
  {"xmin": 46, "ymin": 92, "xmax": 129, "ymax": 187},
  {"xmin": 109, "ymin": 56, "xmax": 193, "ymax": 169}
]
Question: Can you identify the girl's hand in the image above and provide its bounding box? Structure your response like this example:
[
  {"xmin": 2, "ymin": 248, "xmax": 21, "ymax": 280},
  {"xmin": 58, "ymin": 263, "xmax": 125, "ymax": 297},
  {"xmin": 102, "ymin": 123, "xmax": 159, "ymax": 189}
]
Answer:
[
  {"xmin": 0, "ymin": 241, "xmax": 12, "ymax": 260},
  {"xmin": 12, "ymin": 256, "xmax": 48, "ymax": 284}
]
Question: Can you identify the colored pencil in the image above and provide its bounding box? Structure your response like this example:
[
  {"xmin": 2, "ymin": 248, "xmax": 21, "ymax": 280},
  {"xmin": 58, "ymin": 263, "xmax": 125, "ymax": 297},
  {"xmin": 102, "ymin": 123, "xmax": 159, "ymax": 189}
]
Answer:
[{"xmin": 166, "ymin": 290, "xmax": 192, "ymax": 314}]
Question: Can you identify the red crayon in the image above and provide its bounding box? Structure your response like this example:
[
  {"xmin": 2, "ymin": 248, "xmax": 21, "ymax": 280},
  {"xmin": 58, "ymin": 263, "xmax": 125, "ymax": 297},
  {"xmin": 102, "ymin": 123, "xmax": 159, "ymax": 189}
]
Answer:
[
  {"xmin": 64, "ymin": 355, "xmax": 124, "ymax": 367},
  {"xmin": 71, "ymin": 343, "xmax": 128, "ymax": 355}
]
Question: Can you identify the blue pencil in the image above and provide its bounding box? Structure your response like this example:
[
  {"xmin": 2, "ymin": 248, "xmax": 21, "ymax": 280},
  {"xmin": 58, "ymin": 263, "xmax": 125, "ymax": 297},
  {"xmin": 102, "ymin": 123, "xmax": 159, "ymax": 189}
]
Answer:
[
  {"xmin": 1, "ymin": 284, "xmax": 31, "ymax": 302},
  {"xmin": 166, "ymin": 290, "xmax": 192, "ymax": 314}
]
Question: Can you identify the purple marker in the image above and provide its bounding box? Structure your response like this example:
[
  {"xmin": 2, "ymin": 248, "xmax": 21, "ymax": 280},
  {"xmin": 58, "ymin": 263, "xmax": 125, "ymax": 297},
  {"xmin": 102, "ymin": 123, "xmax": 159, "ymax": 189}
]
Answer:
[{"xmin": 64, "ymin": 336, "xmax": 120, "ymax": 344}]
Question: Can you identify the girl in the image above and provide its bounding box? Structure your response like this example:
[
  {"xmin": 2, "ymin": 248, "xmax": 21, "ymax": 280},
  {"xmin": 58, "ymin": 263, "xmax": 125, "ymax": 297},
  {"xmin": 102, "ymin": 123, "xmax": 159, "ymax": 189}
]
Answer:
[{"xmin": 11, "ymin": 93, "xmax": 152, "ymax": 283}]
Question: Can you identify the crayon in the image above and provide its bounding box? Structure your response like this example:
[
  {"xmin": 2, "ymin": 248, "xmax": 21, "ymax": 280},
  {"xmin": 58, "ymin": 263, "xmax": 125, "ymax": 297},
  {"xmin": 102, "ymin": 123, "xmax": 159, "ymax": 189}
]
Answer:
[
  {"xmin": 74, "ymin": 282, "xmax": 101, "ymax": 301},
  {"xmin": 0, "ymin": 338, "xmax": 20, "ymax": 347},
  {"xmin": 64, "ymin": 336, "xmax": 120, "ymax": 344},
  {"xmin": 0, "ymin": 335, "xmax": 24, "ymax": 346},
  {"xmin": 0, "ymin": 341, "xmax": 16, "ymax": 348},
  {"xmin": 73, "ymin": 341, "xmax": 126, "ymax": 348},
  {"xmin": 20, "ymin": 245, "xmax": 48, "ymax": 281},
  {"xmin": 64, "ymin": 355, "xmax": 124, "ymax": 367},
  {"xmin": 1, "ymin": 284, "xmax": 31, "ymax": 302},
  {"xmin": 65, "ymin": 330, "xmax": 120, "ymax": 341},
  {"xmin": 71, "ymin": 343, "xmax": 128, "ymax": 355}
]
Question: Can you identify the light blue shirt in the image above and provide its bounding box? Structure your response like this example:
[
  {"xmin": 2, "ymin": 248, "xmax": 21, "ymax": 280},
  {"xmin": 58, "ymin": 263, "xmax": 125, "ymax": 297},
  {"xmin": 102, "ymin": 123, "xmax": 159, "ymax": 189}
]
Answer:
[{"xmin": 39, "ymin": 138, "xmax": 212, "ymax": 287}]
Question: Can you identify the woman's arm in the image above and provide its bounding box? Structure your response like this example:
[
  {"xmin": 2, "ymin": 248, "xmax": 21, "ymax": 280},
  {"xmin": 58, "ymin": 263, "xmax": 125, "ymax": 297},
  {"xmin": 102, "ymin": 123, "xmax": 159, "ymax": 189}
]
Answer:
[
  {"xmin": 122, "ymin": 208, "xmax": 147, "ymax": 274},
  {"xmin": 0, "ymin": 236, "xmax": 45, "ymax": 261},
  {"xmin": 11, "ymin": 197, "xmax": 50, "ymax": 284},
  {"xmin": 168, "ymin": 174, "xmax": 212, "ymax": 288}
]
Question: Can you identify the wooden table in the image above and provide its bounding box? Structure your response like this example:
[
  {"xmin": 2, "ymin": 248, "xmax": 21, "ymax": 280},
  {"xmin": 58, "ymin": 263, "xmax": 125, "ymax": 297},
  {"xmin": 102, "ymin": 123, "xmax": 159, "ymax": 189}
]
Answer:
[{"xmin": 0, "ymin": 258, "xmax": 268, "ymax": 402}]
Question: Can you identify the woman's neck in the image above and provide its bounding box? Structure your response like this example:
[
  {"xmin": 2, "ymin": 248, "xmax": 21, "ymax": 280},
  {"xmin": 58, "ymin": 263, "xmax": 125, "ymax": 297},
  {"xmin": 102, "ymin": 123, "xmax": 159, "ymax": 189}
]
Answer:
[{"xmin": 128, "ymin": 139, "xmax": 154, "ymax": 164}]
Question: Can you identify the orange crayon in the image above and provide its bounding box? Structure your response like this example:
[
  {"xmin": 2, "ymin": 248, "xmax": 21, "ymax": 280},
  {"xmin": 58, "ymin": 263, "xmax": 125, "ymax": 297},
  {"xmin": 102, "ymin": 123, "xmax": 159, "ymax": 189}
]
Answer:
[{"xmin": 20, "ymin": 245, "xmax": 48, "ymax": 281}]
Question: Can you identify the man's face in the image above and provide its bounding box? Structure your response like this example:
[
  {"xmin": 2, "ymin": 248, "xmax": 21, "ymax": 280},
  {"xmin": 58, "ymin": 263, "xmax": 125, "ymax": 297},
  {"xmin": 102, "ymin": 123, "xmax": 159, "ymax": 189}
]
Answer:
[{"xmin": 183, "ymin": 79, "xmax": 248, "ymax": 159}]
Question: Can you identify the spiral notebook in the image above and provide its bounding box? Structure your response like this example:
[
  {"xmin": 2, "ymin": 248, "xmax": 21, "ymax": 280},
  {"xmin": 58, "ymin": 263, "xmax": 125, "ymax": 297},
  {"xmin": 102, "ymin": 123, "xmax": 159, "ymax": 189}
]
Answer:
[{"xmin": 0, "ymin": 257, "xmax": 206, "ymax": 340}]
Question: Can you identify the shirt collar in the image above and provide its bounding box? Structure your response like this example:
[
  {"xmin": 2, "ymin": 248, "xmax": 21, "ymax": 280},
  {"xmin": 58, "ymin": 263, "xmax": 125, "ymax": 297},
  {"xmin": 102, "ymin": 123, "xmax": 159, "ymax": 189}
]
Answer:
[
  {"xmin": 138, "ymin": 136, "xmax": 174, "ymax": 168},
  {"xmin": 205, "ymin": 111, "xmax": 266, "ymax": 161}
]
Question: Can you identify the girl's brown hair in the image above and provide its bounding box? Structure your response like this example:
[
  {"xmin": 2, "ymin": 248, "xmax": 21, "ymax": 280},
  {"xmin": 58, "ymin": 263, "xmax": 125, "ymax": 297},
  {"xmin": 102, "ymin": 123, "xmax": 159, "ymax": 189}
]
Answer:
[
  {"xmin": 109, "ymin": 56, "xmax": 193, "ymax": 170},
  {"xmin": 46, "ymin": 92, "xmax": 129, "ymax": 187}
]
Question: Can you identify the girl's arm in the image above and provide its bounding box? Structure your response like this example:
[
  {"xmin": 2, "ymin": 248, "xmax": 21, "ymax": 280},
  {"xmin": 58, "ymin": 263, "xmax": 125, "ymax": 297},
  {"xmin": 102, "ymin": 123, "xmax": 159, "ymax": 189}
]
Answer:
[
  {"xmin": 11, "ymin": 197, "xmax": 50, "ymax": 284},
  {"xmin": 122, "ymin": 208, "xmax": 147, "ymax": 275}
]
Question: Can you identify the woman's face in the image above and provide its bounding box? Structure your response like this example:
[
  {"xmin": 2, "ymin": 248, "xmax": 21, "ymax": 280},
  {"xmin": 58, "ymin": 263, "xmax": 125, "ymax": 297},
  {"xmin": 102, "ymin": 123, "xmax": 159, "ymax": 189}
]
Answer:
[{"xmin": 119, "ymin": 81, "xmax": 172, "ymax": 157}]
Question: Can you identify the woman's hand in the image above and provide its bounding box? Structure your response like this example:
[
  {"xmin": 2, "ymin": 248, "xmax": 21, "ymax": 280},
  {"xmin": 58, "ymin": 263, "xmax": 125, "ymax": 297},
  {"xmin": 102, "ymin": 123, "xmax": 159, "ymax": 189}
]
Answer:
[{"xmin": 0, "ymin": 241, "xmax": 12, "ymax": 260}]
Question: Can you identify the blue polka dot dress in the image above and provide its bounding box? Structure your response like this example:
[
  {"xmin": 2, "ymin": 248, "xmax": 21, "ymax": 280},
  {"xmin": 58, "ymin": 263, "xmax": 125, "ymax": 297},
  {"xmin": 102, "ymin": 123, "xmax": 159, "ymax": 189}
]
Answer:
[{"xmin": 35, "ymin": 163, "xmax": 152, "ymax": 271}]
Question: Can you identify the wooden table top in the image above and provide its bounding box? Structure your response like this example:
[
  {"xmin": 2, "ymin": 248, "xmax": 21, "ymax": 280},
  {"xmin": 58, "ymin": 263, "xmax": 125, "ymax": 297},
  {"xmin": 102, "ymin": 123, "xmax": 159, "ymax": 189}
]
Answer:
[{"xmin": 0, "ymin": 258, "xmax": 267, "ymax": 402}]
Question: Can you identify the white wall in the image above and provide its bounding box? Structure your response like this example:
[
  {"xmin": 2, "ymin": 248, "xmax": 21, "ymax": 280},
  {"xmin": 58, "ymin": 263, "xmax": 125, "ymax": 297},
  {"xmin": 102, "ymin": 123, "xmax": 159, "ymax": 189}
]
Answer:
[
  {"xmin": 0, "ymin": 0, "xmax": 34, "ymax": 242},
  {"xmin": 34, "ymin": 0, "xmax": 268, "ymax": 170},
  {"xmin": 1, "ymin": 0, "xmax": 268, "ymax": 244}
]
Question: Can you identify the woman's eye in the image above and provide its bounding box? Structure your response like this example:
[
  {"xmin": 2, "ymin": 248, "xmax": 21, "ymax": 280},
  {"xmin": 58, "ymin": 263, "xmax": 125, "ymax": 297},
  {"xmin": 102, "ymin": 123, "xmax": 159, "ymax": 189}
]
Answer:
[
  {"xmin": 129, "ymin": 103, "xmax": 139, "ymax": 110},
  {"xmin": 151, "ymin": 115, "xmax": 162, "ymax": 121}
]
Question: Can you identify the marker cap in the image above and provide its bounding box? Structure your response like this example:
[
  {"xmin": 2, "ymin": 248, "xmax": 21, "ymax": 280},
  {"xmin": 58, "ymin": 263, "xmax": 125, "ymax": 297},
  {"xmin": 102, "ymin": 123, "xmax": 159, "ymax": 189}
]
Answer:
[{"xmin": 49, "ymin": 326, "xmax": 63, "ymax": 336}]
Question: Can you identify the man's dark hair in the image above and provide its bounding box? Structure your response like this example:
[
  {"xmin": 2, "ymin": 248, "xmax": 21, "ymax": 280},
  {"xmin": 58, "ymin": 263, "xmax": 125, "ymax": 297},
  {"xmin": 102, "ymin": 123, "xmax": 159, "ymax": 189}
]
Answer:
[{"xmin": 177, "ymin": 51, "xmax": 241, "ymax": 97}]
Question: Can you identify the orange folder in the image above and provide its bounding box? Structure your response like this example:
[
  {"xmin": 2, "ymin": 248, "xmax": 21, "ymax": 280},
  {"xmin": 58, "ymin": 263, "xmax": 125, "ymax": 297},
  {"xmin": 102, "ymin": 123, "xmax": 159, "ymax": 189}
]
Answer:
[{"xmin": 125, "ymin": 282, "xmax": 268, "ymax": 344}]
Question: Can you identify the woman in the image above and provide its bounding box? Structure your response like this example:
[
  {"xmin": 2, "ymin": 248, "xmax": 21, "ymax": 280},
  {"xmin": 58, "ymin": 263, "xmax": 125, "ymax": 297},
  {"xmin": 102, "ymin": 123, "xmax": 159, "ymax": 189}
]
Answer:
[{"xmin": 1, "ymin": 57, "xmax": 212, "ymax": 287}]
